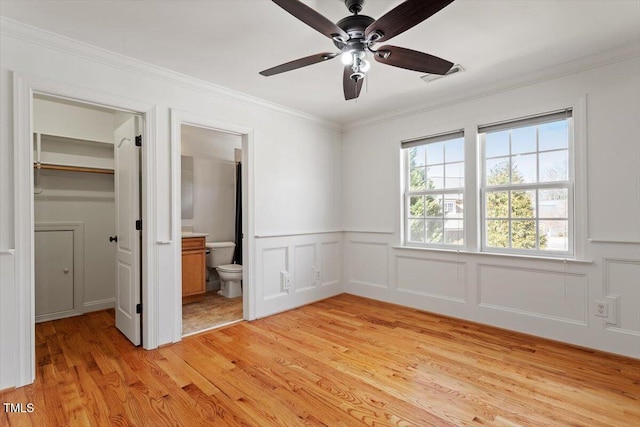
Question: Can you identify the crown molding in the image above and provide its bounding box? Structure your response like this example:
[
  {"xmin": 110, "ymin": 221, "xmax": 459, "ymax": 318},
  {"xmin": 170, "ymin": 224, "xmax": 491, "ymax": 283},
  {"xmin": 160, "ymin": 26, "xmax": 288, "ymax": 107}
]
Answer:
[
  {"xmin": 0, "ymin": 16, "xmax": 341, "ymax": 131},
  {"xmin": 344, "ymin": 42, "xmax": 640, "ymax": 132}
]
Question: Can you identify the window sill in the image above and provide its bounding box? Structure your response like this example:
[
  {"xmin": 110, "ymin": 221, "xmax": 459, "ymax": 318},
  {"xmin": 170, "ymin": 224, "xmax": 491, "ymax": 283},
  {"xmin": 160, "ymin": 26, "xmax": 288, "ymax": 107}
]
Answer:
[{"xmin": 391, "ymin": 245, "xmax": 593, "ymax": 264}]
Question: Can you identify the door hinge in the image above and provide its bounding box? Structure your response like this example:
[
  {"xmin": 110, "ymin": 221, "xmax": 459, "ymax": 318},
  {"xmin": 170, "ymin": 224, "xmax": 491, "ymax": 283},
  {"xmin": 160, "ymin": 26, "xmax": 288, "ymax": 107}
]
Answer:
[
  {"xmin": 135, "ymin": 219, "xmax": 142, "ymax": 231},
  {"xmin": 135, "ymin": 135, "xmax": 142, "ymax": 147},
  {"xmin": 136, "ymin": 303, "xmax": 142, "ymax": 314}
]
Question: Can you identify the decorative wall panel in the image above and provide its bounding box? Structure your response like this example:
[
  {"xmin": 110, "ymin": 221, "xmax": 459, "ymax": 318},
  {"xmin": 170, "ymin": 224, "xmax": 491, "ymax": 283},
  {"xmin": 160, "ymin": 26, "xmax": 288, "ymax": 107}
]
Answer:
[{"xmin": 478, "ymin": 264, "xmax": 587, "ymax": 324}]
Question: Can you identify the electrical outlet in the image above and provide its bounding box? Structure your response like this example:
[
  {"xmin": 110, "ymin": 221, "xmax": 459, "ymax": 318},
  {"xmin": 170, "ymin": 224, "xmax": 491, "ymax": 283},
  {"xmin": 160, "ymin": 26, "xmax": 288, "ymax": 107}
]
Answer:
[
  {"xmin": 280, "ymin": 271, "xmax": 291, "ymax": 291},
  {"xmin": 313, "ymin": 266, "xmax": 321, "ymax": 281},
  {"xmin": 595, "ymin": 300, "xmax": 609, "ymax": 318}
]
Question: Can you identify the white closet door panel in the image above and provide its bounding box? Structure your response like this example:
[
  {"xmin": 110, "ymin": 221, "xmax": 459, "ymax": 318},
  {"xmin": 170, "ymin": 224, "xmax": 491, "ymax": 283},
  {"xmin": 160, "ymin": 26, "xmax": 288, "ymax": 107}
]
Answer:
[
  {"xmin": 114, "ymin": 115, "xmax": 141, "ymax": 346},
  {"xmin": 35, "ymin": 230, "xmax": 74, "ymax": 316}
]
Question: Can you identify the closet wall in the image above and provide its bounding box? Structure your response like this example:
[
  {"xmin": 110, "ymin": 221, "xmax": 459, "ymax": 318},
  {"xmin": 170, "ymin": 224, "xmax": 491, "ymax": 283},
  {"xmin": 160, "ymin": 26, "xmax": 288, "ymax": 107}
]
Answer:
[{"xmin": 33, "ymin": 97, "xmax": 123, "ymax": 318}]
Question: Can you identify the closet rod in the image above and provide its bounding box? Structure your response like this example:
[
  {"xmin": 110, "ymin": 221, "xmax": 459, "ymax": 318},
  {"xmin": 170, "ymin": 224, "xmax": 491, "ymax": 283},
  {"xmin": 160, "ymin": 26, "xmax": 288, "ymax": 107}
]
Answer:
[{"xmin": 33, "ymin": 163, "xmax": 114, "ymax": 175}]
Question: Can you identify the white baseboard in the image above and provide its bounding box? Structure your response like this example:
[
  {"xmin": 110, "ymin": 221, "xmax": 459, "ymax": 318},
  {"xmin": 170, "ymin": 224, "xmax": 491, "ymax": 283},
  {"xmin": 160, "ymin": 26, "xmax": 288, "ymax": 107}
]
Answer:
[{"xmin": 83, "ymin": 298, "xmax": 115, "ymax": 312}]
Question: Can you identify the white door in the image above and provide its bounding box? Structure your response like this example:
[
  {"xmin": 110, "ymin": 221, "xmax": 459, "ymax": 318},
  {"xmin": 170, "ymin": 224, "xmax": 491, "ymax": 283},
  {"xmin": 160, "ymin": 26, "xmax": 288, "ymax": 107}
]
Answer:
[{"xmin": 114, "ymin": 116, "xmax": 141, "ymax": 345}]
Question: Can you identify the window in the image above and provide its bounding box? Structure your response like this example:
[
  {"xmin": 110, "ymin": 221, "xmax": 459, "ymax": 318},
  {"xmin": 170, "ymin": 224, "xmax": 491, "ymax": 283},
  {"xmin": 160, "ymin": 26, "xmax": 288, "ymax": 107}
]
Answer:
[
  {"xmin": 480, "ymin": 110, "xmax": 573, "ymax": 255},
  {"xmin": 403, "ymin": 131, "xmax": 465, "ymax": 246}
]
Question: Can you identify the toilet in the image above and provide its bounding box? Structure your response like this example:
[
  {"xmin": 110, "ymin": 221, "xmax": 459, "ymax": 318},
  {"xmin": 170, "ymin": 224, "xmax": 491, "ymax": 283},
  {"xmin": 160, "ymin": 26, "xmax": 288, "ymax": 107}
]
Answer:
[{"xmin": 205, "ymin": 241, "xmax": 242, "ymax": 298}]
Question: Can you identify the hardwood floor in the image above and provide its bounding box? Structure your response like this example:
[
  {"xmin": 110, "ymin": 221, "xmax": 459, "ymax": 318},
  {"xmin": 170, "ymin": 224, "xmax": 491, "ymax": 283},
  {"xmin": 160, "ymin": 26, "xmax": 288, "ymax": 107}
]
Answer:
[
  {"xmin": 182, "ymin": 291, "xmax": 243, "ymax": 336},
  {"xmin": 2, "ymin": 294, "xmax": 638, "ymax": 426}
]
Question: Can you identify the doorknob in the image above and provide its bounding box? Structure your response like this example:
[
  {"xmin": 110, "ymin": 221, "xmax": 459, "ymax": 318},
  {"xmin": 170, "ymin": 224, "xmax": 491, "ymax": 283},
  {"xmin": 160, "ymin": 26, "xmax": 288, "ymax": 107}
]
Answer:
[{"xmin": 109, "ymin": 236, "xmax": 118, "ymax": 242}]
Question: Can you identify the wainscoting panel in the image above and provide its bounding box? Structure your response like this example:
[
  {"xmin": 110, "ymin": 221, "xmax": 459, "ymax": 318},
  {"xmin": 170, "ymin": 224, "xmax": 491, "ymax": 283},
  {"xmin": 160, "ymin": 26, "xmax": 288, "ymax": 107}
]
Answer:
[
  {"xmin": 604, "ymin": 258, "xmax": 640, "ymax": 335},
  {"xmin": 349, "ymin": 241, "xmax": 388, "ymax": 288},
  {"xmin": 261, "ymin": 246, "xmax": 289, "ymax": 301},
  {"xmin": 255, "ymin": 233, "xmax": 342, "ymax": 318},
  {"xmin": 321, "ymin": 241, "xmax": 340, "ymax": 287},
  {"xmin": 396, "ymin": 256, "xmax": 467, "ymax": 303},
  {"xmin": 294, "ymin": 244, "xmax": 316, "ymax": 293},
  {"xmin": 478, "ymin": 264, "xmax": 587, "ymax": 325}
]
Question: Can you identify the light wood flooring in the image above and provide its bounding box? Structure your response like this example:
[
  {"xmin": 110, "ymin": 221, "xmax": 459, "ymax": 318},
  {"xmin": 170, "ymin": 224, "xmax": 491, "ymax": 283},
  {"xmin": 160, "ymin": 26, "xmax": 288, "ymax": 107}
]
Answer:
[
  {"xmin": 182, "ymin": 291, "xmax": 243, "ymax": 336},
  {"xmin": 1, "ymin": 294, "xmax": 638, "ymax": 426}
]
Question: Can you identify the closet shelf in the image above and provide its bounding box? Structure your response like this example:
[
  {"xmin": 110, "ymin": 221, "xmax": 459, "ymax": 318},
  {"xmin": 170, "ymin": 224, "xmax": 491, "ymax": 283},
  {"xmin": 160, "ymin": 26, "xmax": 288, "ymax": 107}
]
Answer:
[{"xmin": 34, "ymin": 163, "xmax": 114, "ymax": 175}]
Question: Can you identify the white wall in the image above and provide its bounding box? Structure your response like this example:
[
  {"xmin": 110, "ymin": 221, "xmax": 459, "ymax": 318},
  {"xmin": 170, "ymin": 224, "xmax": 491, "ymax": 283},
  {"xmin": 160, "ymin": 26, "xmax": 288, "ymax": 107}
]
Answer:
[
  {"xmin": 342, "ymin": 56, "xmax": 640, "ymax": 358},
  {"xmin": 181, "ymin": 125, "xmax": 240, "ymax": 243},
  {"xmin": 0, "ymin": 18, "xmax": 343, "ymax": 389}
]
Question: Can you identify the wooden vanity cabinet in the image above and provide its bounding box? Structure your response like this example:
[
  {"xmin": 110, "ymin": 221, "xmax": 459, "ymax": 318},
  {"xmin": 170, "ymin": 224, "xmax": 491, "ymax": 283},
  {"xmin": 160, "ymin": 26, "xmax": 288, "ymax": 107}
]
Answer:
[{"xmin": 182, "ymin": 236, "xmax": 206, "ymax": 304}]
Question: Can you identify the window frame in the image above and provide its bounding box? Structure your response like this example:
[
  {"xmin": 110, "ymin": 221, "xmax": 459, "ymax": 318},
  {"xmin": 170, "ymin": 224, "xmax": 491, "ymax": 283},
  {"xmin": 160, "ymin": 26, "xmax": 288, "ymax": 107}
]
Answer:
[
  {"xmin": 479, "ymin": 110, "xmax": 575, "ymax": 257},
  {"xmin": 403, "ymin": 130, "xmax": 466, "ymax": 249},
  {"xmin": 399, "ymin": 98, "xmax": 586, "ymax": 260}
]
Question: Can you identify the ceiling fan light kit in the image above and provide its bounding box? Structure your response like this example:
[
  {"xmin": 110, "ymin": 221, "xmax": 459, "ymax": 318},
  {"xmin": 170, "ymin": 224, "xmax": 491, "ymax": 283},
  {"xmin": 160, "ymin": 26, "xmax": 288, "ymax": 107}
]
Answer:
[{"xmin": 260, "ymin": 0, "xmax": 456, "ymax": 101}]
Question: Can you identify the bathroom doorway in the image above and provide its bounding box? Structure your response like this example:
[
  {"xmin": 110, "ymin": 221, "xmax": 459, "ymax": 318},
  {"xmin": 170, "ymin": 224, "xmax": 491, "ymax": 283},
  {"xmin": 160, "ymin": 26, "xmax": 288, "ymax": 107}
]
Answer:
[{"xmin": 180, "ymin": 123, "xmax": 245, "ymax": 336}]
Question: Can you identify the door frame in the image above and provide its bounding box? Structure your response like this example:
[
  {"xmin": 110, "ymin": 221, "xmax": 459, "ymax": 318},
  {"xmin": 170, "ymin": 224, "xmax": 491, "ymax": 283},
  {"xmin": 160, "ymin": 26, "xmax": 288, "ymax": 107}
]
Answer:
[
  {"xmin": 170, "ymin": 109, "xmax": 256, "ymax": 342},
  {"xmin": 13, "ymin": 72, "xmax": 158, "ymax": 387}
]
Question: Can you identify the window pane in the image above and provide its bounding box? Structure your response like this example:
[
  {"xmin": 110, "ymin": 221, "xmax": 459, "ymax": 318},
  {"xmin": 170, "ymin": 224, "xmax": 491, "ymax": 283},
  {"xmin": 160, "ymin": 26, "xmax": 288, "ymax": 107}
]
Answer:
[
  {"xmin": 512, "ymin": 125, "xmax": 537, "ymax": 154},
  {"xmin": 409, "ymin": 167, "xmax": 426, "ymax": 190},
  {"xmin": 445, "ymin": 162, "xmax": 464, "ymax": 189},
  {"xmin": 539, "ymin": 150, "xmax": 568, "ymax": 182},
  {"xmin": 512, "ymin": 153, "xmax": 537, "ymax": 184},
  {"xmin": 540, "ymin": 220, "xmax": 568, "ymax": 251},
  {"xmin": 485, "ymin": 131, "xmax": 509, "ymax": 158},
  {"xmin": 444, "ymin": 193, "xmax": 464, "ymax": 217},
  {"xmin": 510, "ymin": 190, "xmax": 536, "ymax": 218},
  {"xmin": 409, "ymin": 146, "xmax": 426, "ymax": 167},
  {"xmin": 539, "ymin": 189, "xmax": 568, "ymax": 218},
  {"xmin": 408, "ymin": 219, "xmax": 425, "ymax": 243},
  {"xmin": 425, "ymin": 194, "xmax": 443, "ymax": 218},
  {"xmin": 426, "ymin": 165, "xmax": 444, "ymax": 189},
  {"xmin": 426, "ymin": 142, "xmax": 444, "ymax": 165},
  {"xmin": 426, "ymin": 219, "xmax": 443, "ymax": 243},
  {"xmin": 511, "ymin": 220, "xmax": 537, "ymax": 249},
  {"xmin": 486, "ymin": 220, "xmax": 509, "ymax": 247},
  {"xmin": 480, "ymin": 115, "xmax": 572, "ymax": 255},
  {"xmin": 445, "ymin": 138, "xmax": 464, "ymax": 162},
  {"xmin": 486, "ymin": 158, "xmax": 509, "ymax": 185},
  {"xmin": 409, "ymin": 195, "xmax": 424, "ymax": 217},
  {"xmin": 486, "ymin": 191, "xmax": 508, "ymax": 218},
  {"xmin": 444, "ymin": 220, "xmax": 464, "ymax": 245},
  {"xmin": 539, "ymin": 120, "xmax": 568, "ymax": 151}
]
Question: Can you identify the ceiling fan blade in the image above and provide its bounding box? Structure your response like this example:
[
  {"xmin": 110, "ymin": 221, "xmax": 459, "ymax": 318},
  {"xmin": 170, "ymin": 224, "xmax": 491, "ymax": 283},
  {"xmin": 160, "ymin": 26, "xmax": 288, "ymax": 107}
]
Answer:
[
  {"xmin": 365, "ymin": 0, "xmax": 455, "ymax": 43},
  {"xmin": 272, "ymin": 0, "xmax": 348, "ymax": 41},
  {"xmin": 260, "ymin": 52, "xmax": 339, "ymax": 76},
  {"xmin": 374, "ymin": 45, "xmax": 453, "ymax": 75},
  {"xmin": 343, "ymin": 66, "xmax": 363, "ymax": 100}
]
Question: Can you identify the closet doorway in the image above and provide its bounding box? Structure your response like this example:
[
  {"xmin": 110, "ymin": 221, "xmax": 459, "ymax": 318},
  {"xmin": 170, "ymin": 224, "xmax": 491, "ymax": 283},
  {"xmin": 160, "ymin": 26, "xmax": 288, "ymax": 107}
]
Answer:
[
  {"xmin": 32, "ymin": 94, "xmax": 143, "ymax": 345},
  {"xmin": 180, "ymin": 124, "xmax": 245, "ymax": 336}
]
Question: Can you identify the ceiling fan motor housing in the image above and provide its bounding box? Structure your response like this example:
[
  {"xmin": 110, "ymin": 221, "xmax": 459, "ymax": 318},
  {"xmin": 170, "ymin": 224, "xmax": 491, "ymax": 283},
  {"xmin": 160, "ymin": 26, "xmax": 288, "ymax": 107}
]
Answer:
[{"xmin": 333, "ymin": 14, "xmax": 375, "ymax": 49}]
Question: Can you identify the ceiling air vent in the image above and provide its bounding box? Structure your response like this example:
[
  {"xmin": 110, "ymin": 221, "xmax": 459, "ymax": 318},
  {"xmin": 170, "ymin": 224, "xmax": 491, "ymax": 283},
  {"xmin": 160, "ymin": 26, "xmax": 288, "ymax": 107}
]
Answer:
[{"xmin": 421, "ymin": 64, "xmax": 464, "ymax": 83}]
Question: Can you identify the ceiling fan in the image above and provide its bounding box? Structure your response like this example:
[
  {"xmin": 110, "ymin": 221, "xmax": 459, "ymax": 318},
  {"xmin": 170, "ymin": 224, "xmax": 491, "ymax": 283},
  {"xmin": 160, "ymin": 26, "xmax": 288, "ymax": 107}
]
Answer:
[{"xmin": 259, "ymin": 0, "xmax": 456, "ymax": 101}]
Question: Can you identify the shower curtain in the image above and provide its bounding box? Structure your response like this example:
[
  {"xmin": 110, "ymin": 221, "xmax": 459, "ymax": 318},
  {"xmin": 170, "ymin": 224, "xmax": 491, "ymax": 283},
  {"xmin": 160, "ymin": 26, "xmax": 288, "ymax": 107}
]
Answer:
[{"xmin": 233, "ymin": 162, "xmax": 242, "ymax": 265}]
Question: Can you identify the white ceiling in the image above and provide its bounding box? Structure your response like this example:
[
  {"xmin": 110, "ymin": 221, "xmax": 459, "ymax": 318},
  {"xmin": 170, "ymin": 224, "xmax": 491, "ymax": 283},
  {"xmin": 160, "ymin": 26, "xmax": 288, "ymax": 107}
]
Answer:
[{"xmin": 2, "ymin": 0, "xmax": 639, "ymax": 125}]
